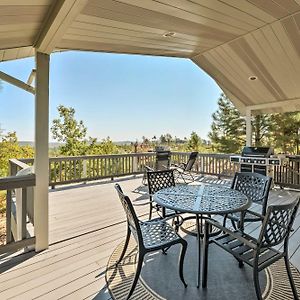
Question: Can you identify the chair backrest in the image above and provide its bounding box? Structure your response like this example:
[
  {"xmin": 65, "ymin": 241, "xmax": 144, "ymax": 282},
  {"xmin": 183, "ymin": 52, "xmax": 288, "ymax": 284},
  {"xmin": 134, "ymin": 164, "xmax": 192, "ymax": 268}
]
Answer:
[
  {"xmin": 147, "ymin": 169, "xmax": 175, "ymax": 195},
  {"xmin": 114, "ymin": 184, "xmax": 142, "ymax": 242},
  {"xmin": 184, "ymin": 152, "xmax": 198, "ymax": 171},
  {"xmin": 259, "ymin": 197, "xmax": 300, "ymax": 248},
  {"xmin": 155, "ymin": 151, "xmax": 171, "ymax": 170},
  {"xmin": 231, "ymin": 172, "xmax": 272, "ymax": 215}
]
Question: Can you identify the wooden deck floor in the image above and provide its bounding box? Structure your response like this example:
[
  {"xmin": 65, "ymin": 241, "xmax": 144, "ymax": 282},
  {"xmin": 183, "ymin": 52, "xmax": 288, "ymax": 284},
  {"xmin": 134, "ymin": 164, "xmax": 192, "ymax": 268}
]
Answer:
[{"xmin": 0, "ymin": 176, "xmax": 299, "ymax": 299}]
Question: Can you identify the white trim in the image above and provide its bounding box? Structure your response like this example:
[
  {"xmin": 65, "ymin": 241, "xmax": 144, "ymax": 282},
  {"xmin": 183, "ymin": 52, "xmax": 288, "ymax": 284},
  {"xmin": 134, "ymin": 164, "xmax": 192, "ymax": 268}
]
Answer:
[
  {"xmin": 35, "ymin": 0, "xmax": 88, "ymax": 54},
  {"xmin": 247, "ymin": 98, "xmax": 300, "ymax": 111},
  {"xmin": 0, "ymin": 71, "xmax": 35, "ymax": 94}
]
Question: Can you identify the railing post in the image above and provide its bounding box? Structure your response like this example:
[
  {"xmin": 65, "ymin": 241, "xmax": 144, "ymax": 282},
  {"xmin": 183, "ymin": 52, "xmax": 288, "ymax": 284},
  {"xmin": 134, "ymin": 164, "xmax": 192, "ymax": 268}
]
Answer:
[
  {"xmin": 6, "ymin": 190, "xmax": 12, "ymax": 244},
  {"xmin": 133, "ymin": 155, "xmax": 138, "ymax": 174},
  {"xmin": 82, "ymin": 159, "xmax": 87, "ymax": 184},
  {"xmin": 9, "ymin": 160, "xmax": 18, "ymax": 176},
  {"xmin": 200, "ymin": 155, "xmax": 204, "ymax": 174}
]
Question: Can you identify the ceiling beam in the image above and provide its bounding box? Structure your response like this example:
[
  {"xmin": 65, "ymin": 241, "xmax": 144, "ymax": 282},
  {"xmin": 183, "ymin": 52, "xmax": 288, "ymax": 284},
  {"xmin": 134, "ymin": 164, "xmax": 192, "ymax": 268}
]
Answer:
[
  {"xmin": 35, "ymin": 0, "xmax": 88, "ymax": 54},
  {"xmin": 0, "ymin": 71, "xmax": 35, "ymax": 94},
  {"xmin": 248, "ymin": 98, "xmax": 300, "ymax": 111},
  {"xmin": 27, "ymin": 69, "xmax": 36, "ymax": 85}
]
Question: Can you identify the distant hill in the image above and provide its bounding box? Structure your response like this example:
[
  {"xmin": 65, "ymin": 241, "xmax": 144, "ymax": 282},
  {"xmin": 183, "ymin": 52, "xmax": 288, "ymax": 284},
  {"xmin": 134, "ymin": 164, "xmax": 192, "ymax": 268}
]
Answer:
[
  {"xmin": 19, "ymin": 140, "xmax": 133, "ymax": 148},
  {"xmin": 19, "ymin": 141, "xmax": 63, "ymax": 148},
  {"xmin": 114, "ymin": 141, "xmax": 133, "ymax": 145}
]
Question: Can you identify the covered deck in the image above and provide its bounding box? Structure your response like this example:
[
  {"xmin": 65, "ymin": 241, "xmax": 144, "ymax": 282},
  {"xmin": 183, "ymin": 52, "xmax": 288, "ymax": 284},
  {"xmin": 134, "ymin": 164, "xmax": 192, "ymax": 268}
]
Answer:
[{"xmin": 0, "ymin": 175, "xmax": 299, "ymax": 299}]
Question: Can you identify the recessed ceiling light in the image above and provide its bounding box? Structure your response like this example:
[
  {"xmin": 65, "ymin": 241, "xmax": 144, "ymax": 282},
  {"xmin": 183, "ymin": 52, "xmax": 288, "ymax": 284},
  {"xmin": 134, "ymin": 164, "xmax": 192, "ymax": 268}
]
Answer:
[
  {"xmin": 248, "ymin": 76, "xmax": 258, "ymax": 81},
  {"xmin": 163, "ymin": 32, "xmax": 176, "ymax": 38}
]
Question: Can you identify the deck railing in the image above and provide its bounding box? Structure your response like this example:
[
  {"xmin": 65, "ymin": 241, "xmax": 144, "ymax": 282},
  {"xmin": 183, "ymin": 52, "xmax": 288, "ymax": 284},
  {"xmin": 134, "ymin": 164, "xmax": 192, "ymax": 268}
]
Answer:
[
  {"xmin": 19, "ymin": 152, "xmax": 300, "ymax": 189},
  {"xmin": 21, "ymin": 152, "xmax": 238, "ymax": 188},
  {"xmin": 0, "ymin": 159, "xmax": 35, "ymax": 254},
  {"xmin": 273, "ymin": 156, "xmax": 300, "ymax": 189}
]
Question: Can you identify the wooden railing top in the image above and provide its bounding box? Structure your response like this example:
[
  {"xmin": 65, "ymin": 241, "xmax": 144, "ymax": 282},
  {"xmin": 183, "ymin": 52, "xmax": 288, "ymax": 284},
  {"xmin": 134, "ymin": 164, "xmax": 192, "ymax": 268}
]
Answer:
[
  {"xmin": 9, "ymin": 158, "xmax": 32, "ymax": 169},
  {"xmin": 0, "ymin": 174, "xmax": 35, "ymax": 190}
]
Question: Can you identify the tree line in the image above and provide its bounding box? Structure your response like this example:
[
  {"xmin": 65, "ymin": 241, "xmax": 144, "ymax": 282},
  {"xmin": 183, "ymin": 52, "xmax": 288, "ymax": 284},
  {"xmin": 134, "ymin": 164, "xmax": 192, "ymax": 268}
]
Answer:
[
  {"xmin": 0, "ymin": 93, "xmax": 299, "ymax": 177},
  {"xmin": 209, "ymin": 94, "xmax": 300, "ymax": 154}
]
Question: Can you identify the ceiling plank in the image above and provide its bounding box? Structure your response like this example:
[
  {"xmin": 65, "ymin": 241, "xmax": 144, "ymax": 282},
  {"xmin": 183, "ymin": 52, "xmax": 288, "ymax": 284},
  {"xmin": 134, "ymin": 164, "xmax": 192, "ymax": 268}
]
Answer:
[{"xmin": 35, "ymin": 0, "xmax": 88, "ymax": 54}]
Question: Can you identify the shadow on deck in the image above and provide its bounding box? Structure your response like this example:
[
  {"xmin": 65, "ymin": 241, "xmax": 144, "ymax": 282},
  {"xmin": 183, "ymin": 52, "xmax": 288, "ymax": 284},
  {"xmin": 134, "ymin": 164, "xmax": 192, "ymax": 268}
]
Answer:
[{"xmin": 0, "ymin": 175, "xmax": 299, "ymax": 299}]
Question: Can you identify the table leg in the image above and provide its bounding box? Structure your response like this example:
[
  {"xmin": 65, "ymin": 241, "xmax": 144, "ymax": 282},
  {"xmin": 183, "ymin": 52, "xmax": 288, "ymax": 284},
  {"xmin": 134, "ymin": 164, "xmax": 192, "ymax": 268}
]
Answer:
[{"xmin": 196, "ymin": 213, "xmax": 201, "ymax": 288}]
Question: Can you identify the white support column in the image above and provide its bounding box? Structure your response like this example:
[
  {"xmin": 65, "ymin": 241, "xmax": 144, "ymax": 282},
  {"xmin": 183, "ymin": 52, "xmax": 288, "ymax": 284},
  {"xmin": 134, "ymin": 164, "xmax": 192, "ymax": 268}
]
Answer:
[
  {"xmin": 34, "ymin": 52, "xmax": 50, "ymax": 252},
  {"xmin": 246, "ymin": 109, "xmax": 252, "ymax": 147}
]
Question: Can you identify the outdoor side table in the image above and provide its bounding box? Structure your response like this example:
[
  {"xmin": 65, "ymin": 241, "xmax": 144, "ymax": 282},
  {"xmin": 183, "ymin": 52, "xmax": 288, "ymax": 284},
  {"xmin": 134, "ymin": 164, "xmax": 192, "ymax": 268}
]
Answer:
[{"xmin": 153, "ymin": 184, "xmax": 251, "ymax": 288}]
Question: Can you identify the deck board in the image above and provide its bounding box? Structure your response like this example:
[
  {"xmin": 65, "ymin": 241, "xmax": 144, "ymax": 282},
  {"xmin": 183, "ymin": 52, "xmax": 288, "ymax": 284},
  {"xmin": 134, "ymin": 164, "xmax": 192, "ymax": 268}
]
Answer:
[{"xmin": 0, "ymin": 175, "xmax": 299, "ymax": 299}]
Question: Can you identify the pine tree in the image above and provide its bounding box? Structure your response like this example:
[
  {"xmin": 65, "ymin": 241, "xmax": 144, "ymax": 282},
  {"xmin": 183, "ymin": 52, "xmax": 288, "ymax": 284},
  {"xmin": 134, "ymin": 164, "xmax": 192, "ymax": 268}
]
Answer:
[
  {"xmin": 271, "ymin": 112, "xmax": 300, "ymax": 154},
  {"xmin": 208, "ymin": 94, "xmax": 245, "ymax": 153},
  {"xmin": 187, "ymin": 132, "xmax": 202, "ymax": 151},
  {"xmin": 252, "ymin": 114, "xmax": 273, "ymax": 147}
]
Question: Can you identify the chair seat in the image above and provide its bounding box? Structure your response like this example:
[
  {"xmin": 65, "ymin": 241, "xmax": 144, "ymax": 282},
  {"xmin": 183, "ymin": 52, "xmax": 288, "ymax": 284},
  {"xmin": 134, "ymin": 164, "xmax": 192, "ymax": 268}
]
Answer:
[
  {"xmin": 140, "ymin": 219, "xmax": 181, "ymax": 249},
  {"xmin": 213, "ymin": 231, "xmax": 281, "ymax": 270}
]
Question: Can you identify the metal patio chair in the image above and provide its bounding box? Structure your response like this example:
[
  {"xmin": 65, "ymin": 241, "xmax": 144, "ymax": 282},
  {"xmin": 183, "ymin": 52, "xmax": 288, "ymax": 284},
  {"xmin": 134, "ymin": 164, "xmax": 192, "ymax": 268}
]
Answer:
[
  {"xmin": 170, "ymin": 151, "xmax": 198, "ymax": 183},
  {"xmin": 223, "ymin": 172, "xmax": 272, "ymax": 230},
  {"xmin": 202, "ymin": 197, "xmax": 300, "ymax": 300},
  {"xmin": 142, "ymin": 150, "xmax": 171, "ymax": 185},
  {"xmin": 114, "ymin": 184, "xmax": 188, "ymax": 300},
  {"xmin": 146, "ymin": 169, "xmax": 178, "ymax": 221}
]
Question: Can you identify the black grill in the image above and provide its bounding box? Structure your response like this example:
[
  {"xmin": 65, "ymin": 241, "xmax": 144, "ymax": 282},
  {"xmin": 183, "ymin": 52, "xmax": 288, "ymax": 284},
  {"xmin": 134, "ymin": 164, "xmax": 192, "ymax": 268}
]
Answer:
[
  {"xmin": 240, "ymin": 147, "xmax": 273, "ymax": 176},
  {"xmin": 241, "ymin": 147, "xmax": 274, "ymax": 158}
]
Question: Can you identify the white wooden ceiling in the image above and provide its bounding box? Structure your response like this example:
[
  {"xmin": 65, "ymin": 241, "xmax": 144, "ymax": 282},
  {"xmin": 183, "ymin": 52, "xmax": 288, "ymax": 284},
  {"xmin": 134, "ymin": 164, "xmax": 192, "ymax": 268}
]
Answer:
[{"xmin": 0, "ymin": 0, "xmax": 299, "ymax": 114}]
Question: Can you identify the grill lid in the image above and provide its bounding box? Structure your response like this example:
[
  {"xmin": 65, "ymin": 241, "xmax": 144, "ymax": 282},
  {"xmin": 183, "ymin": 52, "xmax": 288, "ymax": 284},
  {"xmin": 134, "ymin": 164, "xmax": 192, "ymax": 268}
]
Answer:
[{"xmin": 241, "ymin": 147, "xmax": 274, "ymax": 158}]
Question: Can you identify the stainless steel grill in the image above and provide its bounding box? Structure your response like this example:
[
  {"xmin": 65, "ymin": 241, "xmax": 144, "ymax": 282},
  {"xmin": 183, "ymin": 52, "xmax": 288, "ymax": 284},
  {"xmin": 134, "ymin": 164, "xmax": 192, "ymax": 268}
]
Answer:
[{"xmin": 230, "ymin": 147, "xmax": 281, "ymax": 176}]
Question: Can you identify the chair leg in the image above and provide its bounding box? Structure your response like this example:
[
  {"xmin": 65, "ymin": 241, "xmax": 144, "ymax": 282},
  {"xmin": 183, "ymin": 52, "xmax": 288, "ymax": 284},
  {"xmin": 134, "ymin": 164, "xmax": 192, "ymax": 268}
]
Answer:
[
  {"xmin": 284, "ymin": 254, "xmax": 299, "ymax": 300},
  {"xmin": 148, "ymin": 202, "xmax": 153, "ymax": 220},
  {"xmin": 231, "ymin": 219, "xmax": 237, "ymax": 230},
  {"xmin": 202, "ymin": 222, "xmax": 209, "ymax": 288},
  {"xmin": 162, "ymin": 247, "xmax": 168, "ymax": 255},
  {"xmin": 126, "ymin": 252, "xmax": 144, "ymax": 300},
  {"xmin": 116, "ymin": 228, "xmax": 131, "ymax": 265},
  {"xmin": 179, "ymin": 240, "xmax": 188, "ymax": 288},
  {"xmin": 223, "ymin": 214, "xmax": 228, "ymax": 227},
  {"xmin": 253, "ymin": 264, "xmax": 263, "ymax": 300}
]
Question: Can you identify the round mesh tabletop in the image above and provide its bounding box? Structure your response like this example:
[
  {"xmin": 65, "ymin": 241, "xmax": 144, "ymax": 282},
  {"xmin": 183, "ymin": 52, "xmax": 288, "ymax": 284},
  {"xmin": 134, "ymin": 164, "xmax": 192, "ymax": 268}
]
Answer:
[{"xmin": 154, "ymin": 184, "xmax": 251, "ymax": 215}]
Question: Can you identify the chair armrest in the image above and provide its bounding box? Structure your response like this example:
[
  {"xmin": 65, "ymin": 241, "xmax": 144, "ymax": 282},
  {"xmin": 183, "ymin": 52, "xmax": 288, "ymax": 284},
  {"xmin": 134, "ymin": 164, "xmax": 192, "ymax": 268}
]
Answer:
[
  {"xmin": 170, "ymin": 163, "xmax": 185, "ymax": 169},
  {"xmin": 133, "ymin": 201, "xmax": 152, "ymax": 207},
  {"xmin": 205, "ymin": 219, "xmax": 257, "ymax": 249},
  {"xmin": 144, "ymin": 165, "xmax": 154, "ymax": 172},
  {"xmin": 245, "ymin": 210, "xmax": 264, "ymax": 220}
]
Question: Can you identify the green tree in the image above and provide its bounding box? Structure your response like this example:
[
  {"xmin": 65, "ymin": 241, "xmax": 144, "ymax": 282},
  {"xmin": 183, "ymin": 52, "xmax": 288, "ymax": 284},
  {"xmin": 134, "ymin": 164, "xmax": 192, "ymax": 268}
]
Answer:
[
  {"xmin": 51, "ymin": 105, "xmax": 95, "ymax": 156},
  {"xmin": 0, "ymin": 132, "xmax": 34, "ymax": 177},
  {"xmin": 159, "ymin": 134, "xmax": 167, "ymax": 144},
  {"xmin": 187, "ymin": 132, "xmax": 202, "ymax": 151},
  {"xmin": 165, "ymin": 133, "xmax": 173, "ymax": 146},
  {"xmin": 252, "ymin": 114, "xmax": 273, "ymax": 147},
  {"xmin": 89, "ymin": 137, "xmax": 119, "ymax": 155},
  {"xmin": 209, "ymin": 94, "xmax": 245, "ymax": 153},
  {"xmin": 271, "ymin": 112, "xmax": 300, "ymax": 154}
]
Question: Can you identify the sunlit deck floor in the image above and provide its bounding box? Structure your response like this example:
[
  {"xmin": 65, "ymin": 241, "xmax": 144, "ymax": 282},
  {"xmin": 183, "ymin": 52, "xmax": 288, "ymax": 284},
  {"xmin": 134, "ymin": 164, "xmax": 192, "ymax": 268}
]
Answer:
[{"xmin": 0, "ymin": 175, "xmax": 299, "ymax": 299}]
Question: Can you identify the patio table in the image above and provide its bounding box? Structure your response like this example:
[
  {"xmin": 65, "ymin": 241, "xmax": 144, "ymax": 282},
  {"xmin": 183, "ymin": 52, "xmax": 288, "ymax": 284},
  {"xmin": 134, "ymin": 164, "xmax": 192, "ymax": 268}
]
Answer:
[{"xmin": 153, "ymin": 184, "xmax": 251, "ymax": 287}]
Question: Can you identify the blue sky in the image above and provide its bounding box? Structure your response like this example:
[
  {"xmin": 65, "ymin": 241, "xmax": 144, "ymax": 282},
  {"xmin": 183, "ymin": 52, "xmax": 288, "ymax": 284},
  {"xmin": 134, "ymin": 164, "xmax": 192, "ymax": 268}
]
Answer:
[{"xmin": 0, "ymin": 51, "xmax": 221, "ymax": 142}]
